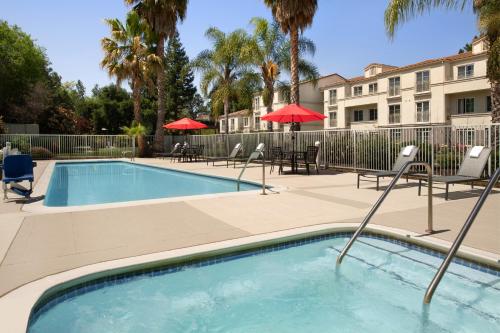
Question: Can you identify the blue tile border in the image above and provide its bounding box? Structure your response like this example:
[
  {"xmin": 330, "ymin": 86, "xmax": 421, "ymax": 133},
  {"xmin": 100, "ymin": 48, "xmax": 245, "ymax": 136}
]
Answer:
[{"xmin": 28, "ymin": 231, "xmax": 500, "ymax": 326}]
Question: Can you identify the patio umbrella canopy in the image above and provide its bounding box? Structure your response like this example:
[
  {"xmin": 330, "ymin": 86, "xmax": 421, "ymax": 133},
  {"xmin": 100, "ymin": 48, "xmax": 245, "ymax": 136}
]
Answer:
[
  {"xmin": 261, "ymin": 104, "xmax": 326, "ymax": 123},
  {"xmin": 163, "ymin": 118, "xmax": 208, "ymax": 130}
]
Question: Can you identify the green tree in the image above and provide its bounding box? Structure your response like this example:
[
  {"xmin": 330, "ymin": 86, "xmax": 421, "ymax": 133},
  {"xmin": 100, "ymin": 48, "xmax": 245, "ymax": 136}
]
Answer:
[
  {"xmin": 249, "ymin": 17, "xmax": 319, "ymax": 131},
  {"xmin": 192, "ymin": 27, "xmax": 257, "ymax": 134},
  {"xmin": 125, "ymin": 0, "xmax": 188, "ymax": 151},
  {"xmin": 90, "ymin": 84, "xmax": 134, "ymax": 134},
  {"xmin": 385, "ymin": 0, "xmax": 500, "ymax": 122},
  {"xmin": 164, "ymin": 31, "xmax": 196, "ymax": 121},
  {"xmin": 184, "ymin": 92, "xmax": 208, "ymax": 119},
  {"xmin": 263, "ymin": 0, "xmax": 318, "ymax": 105},
  {"xmin": 0, "ymin": 20, "xmax": 48, "ymax": 121},
  {"xmin": 101, "ymin": 11, "xmax": 161, "ymax": 156}
]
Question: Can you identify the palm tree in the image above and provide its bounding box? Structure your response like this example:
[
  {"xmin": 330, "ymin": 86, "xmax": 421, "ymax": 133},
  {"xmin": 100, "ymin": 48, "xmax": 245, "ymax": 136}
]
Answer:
[
  {"xmin": 101, "ymin": 11, "xmax": 161, "ymax": 156},
  {"xmin": 125, "ymin": 0, "xmax": 188, "ymax": 151},
  {"xmin": 263, "ymin": 0, "xmax": 318, "ymax": 105},
  {"xmin": 385, "ymin": 0, "xmax": 500, "ymax": 122},
  {"xmin": 249, "ymin": 17, "xmax": 319, "ymax": 131},
  {"xmin": 191, "ymin": 27, "xmax": 257, "ymax": 134},
  {"xmin": 121, "ymin": 120, "xmax": 147, "ymax": 159}
]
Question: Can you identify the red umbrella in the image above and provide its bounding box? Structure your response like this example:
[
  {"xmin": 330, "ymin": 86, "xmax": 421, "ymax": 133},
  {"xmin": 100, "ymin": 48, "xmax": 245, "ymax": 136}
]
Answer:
[
  {"xmin": 163, "ymin": 117, "xmax": 208, "ymax": 130},
  {"xmin": 261, "ymin": 104, "xmax": 326, "ymax": 123}
]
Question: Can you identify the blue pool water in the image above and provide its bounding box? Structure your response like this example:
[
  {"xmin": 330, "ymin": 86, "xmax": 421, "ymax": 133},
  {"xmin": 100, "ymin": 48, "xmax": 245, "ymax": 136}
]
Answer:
[
  {"xmin": 44, "ymin": 161, "xmax": 260, "ymax": 207},
  {"xmin": 28, "ymin": 235, "xmax": 500, "ymax": 333}
]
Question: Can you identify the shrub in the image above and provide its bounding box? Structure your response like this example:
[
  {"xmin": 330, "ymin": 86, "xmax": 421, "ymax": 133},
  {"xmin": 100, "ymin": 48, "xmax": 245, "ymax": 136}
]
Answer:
[{"xmin": 30, "ymin": 147, "xmax": 54, "ymax": 160}]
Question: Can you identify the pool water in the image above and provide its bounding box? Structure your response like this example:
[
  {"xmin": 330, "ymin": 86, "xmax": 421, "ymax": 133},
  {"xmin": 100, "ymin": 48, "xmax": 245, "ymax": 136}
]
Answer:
[
  {"xmin": 28, "ymin": 236, "xmax": 500, "ymax": 333},
  {"xmin": 44, "ymin": 161, "xmax": 260, "ymax": 206}
]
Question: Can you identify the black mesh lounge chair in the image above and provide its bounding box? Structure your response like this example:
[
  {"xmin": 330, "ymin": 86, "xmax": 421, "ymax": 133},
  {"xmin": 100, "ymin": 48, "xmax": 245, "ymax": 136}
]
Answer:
[
  {"xmin": 417, "ymin": 146, "xmax": 491, "ymax": 200},
  {"xmin": 357, "ymin": 145, "xmax": 419, "ymax": 190},
  {"xmin": 206, "ymin": 143, "xmax": 243, "ymax": 168},
  {"xmin": 155, "ymin": 143, "xmax": 180, "ymax": 159},
  {"xmin": 269, "ymin": 147, "xmax": 283, "ymax": 174}
]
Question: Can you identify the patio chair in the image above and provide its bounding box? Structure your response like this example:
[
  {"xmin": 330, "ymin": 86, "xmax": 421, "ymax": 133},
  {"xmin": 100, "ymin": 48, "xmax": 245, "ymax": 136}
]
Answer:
[
  {"xmin": 417, "ymin": 146, "xmax": 491, "ymax": 200},
  {"xmin": 297, "ymin": 141, "xmax": 321, "ymax": 175},
  {"xmin": 172, "ymin": 143, "xmax": 188, "ymax": 162},
  {"xmin": 154, "ymin": 143, "xmax": 180, "ymax": 159},
  {"xmin": 357, "ymin": 145, "xmax": 419, "ymax": 191},
  {"xmin": 2, "ymin": 154, "xmax": 34, "ymax": 199},
  {"xmin": 206, "ymin": 143, "xmax": 243, "ymax": 168},
  {"xmin": 185, "ymin": 145, "xmax": 204, "ymax": 162},
  {"xmin": 269, "ymin": 147, "xmax": 283, "ymax": 174}
]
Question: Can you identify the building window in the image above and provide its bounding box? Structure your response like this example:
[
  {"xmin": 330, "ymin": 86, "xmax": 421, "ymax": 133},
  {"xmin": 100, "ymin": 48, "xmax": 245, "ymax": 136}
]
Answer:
[
  {"xmin": 486, "ymin": 96, "xmax": 492, "ymax": 112},
  {"xmin": 254, "ymin": 97, "xmax": 260, "ymax": 109},
  {"xmin": 458, "ymin": 98, "xmax": 475, "ymax": 114},
  {"xmin": 388, "ymin": 77, "xmax": 400, "ymax": 96},
  {"xmin": 369, "ymin": 83, "xmax": 378, "ymax": 94},
  {"xmin": 230, "ymin": 118, "xmax": 235, "ymax": 131},
  {"xmin": 369, "ymin": 108, "xmax": 378, "ymax": 121},
  {"xmin": 329, "ymin": 111, "xmax": 337, "ymax": 127},
  {"xmin": 353, "ymin": 110, "xmax": 364, "ymax": 122},
  {"xmin": 243, "ymin": 117, "xmax": 249, "ymax": 127},
  {"xmin": 416, "ymin": 71, "xmax": 430, "ymax": 92},
  {"xmin": 416, "ymin": 101, "xmax": 430, "ymax": 123},
  {"xmin": 220, "ymin": 120, "xmax": 225, "ymax": 131},
  {"xmin": 254, "ymin": 116, "xmax": 260, "ymax": 129},
  {"xmin": 329, "ymin": 89, "xmax": 337, "ymax": 105},
  {"xmin": 353, "ymin": 86, "xmax": 363, "ymax": 96},
  {"xmin": 457, "ymin": 64, "xmax": 474, "ymax": 79},
  {"xmin": 389, "ymin": 104, "xmax": 401, "ymax": 124}
]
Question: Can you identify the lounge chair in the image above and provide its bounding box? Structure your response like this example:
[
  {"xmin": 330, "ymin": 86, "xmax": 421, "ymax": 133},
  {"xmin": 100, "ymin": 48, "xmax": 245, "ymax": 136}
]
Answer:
[
  {"xmin": 2, "ymin": 154, "xmax": 34, "ymax": 199},
  {"xmin": 357, "ymin": 145, "xmax": 419, "ymax": 190},
  {"xmin": 417, "ymin": 146, "xmax": 491, "ymax": 200},
  {"xmin": 154, "ymin": 143, "xmax": 180, "ymax": 159},
  {"xmin": 206, "ymin": 143, "xmax": 243, "ymax": 168}
]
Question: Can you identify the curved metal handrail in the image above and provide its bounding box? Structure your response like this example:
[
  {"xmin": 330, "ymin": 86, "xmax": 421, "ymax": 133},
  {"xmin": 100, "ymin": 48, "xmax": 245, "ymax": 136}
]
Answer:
[
  {"xmin": 423, "ymin": 167, "xmax": 500, "ymax": 303},
  {"xmin": 337, "ymin": 161, "xmax": 434, "ymax": 264},
  {"xmin": 237, "ymin": 143, "xmax": 266, "ymax": 195}
]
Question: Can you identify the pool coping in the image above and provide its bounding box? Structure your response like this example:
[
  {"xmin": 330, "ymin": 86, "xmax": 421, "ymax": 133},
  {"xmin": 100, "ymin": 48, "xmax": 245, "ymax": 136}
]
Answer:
[
  {"xmin": 1, "ymin": 222, "xmax": 499, "ymax": 333},
  {"xmin": 23, "ymin": 159, "xmax": 285, "ymax": 214}
]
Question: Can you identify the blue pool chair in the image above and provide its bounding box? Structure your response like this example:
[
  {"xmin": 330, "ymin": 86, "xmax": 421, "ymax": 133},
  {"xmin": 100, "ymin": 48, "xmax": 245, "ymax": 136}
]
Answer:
[{"xmin": 2, "ymin": 154, "xmax": 34, "ymax": 199}]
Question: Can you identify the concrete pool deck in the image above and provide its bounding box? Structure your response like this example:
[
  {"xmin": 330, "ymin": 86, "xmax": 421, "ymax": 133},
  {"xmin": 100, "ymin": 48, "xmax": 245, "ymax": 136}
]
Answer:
[{"xmin": 0, "ymin": 158, "xmax": 499, "ymax": 299}]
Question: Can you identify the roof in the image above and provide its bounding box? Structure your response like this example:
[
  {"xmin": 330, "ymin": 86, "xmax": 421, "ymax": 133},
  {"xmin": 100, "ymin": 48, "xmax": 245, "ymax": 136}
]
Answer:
[
  {"xmin": 364, "ymin": 63, "xmax": 397, "ymax": 71},
  {"xmin": 220, "ymin": 109, "xmax": 251, "ymax": 119},
  {"xmin": 341, "ymin": 51, "xmax": 484, "ymax": 85}
]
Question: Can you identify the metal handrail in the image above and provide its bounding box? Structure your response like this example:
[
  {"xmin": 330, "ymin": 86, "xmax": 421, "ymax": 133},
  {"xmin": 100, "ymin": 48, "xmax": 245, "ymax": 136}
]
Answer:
[
  {"xmin": 237, "ymin": 143, "xmax": 266, "ymax": 195},
  {"xmin": 423, "ymin": 167, "xmax": 500, "ymax": 303},
  {"xmin": 337, "ymin": 161, "xmax": 434, "ymax": 264}
]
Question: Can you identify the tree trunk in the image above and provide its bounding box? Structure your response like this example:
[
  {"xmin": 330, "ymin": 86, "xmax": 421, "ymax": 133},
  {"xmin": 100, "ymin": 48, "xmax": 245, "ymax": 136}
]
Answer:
[
  {"xmin": 224, "ymin": 96, "xmax": 229, "ymax": 134},
  {"xmin": 132, "ymin": 81, "xmax": 145, "ymax": 157},
  {"xmin": 266, "ymin": 83, "xmax": 274, "ymax": 132},
  {"xmin": 492, "ymin": 81, "xmax": 500, "ymax": 123},
  {"xmin": 290, "ymin": 25, "xmax": 300, "ymax": 105},
  {"xmin": 153, "ymin": 36, "xmax": 166, "ymax": 152}
]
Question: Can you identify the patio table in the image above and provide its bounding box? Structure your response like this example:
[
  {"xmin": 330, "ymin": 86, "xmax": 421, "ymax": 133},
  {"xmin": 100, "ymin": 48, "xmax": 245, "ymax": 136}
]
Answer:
[{"xmin": 282, "ymin": 150, "xmax": 306, "ymax": 174}]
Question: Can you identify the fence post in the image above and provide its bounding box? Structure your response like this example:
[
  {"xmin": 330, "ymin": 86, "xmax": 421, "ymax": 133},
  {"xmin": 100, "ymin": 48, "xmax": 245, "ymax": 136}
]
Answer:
[
  {"xmin": 353, "ymin": 131, "xmax": 357, "ymax": 171},
  {"xmin": 431, "ymin": 127, "xmax": 435, "ymax": 176},
  {"xmin": 323, "ymin": 130, "xmax": 327, "ymax": 169}
]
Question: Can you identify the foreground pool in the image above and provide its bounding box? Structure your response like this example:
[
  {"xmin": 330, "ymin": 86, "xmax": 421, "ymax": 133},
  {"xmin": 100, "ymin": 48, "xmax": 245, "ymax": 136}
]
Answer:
[
  {"xmin": 44, "ymin": 161, "xmax": 260, "ymax": 206},
  {"xmin": 28, "ymin": 235, "xmax": 500, "ymax": 332}
]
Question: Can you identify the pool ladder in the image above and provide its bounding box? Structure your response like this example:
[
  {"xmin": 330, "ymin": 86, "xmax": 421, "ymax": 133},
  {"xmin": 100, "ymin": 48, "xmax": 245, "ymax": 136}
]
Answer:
[
  {"xmin": 336, "ymin": 161, "xmax": 500, "ymax": 304},
  {"xmin": 237, "ymin": 143, "xmax": 266, "ymax": 195}
]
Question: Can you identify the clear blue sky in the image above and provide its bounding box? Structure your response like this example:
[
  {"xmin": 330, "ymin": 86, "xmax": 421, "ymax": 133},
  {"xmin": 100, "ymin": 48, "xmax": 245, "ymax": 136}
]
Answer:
[{"xmin": 2, "ymin": 0, "xmax": 478, "ymax": 94}]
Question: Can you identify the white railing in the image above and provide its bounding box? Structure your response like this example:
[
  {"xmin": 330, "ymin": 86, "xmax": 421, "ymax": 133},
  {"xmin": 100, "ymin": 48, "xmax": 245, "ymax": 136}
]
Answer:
[{"xmin": 1, "ymin": 124, "xmax": 499, "ymax": 176}]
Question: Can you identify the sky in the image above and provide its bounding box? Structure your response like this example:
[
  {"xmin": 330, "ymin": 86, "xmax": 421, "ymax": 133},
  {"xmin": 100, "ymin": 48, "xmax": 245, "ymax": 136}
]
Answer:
[{"xmin": 2, "ymin": 0, "xmax": 479, "ymax": 94}]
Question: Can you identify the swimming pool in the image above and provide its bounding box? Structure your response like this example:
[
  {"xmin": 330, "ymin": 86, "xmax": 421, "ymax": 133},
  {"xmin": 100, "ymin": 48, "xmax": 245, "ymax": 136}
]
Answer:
[
  {"xmin": 28, "ymin": 234, "xmax": 500, "ymax": 333},
  {"xmin": 44, "ymin": 161, "xmax": 261, "ymax": 207}
]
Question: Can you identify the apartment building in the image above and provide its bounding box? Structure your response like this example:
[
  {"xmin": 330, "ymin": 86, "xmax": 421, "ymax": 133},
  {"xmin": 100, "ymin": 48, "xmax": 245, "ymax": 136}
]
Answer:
[
  {"xmin": 251, "ymin": 74, "xmax": 345, "ymax": 132},
  {"xmin": 322, "ymin": 37, "xmax": 491, "ymax": 130},
  {"xmin": 219, "ymin": 109, "xmax": 252, "ymax": 133}
]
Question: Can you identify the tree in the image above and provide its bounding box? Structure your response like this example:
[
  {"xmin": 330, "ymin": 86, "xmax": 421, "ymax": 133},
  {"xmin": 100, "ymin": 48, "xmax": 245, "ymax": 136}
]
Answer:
[
  {"xmin": 459, "ymin": 42, "xmax": 473, "ymax": 53},
  {"xmin": 90, "ymin": 84, "xmax": 134, "ymax": 134},
  {"xmin": 0, "ymin": 20, "xmax": 48, "ymax": 121},
  {"xmin": 249, "ymin": 17, "xmax": 319, "ymax": 131},
  {"xmin": 125, "ymin": 0, "xmax": 188, "ymax": 152},
  {"xmin": 164, "ymin": 31, "xmax": 196, "ymax": 121},
  {"xmin": 101, "ymin": 11, "xmax": 161, "ymax": 156},
  {"xmin": 192, "ymin": 27, "xmax": 257, "ymax": 134},
  {"xmin": 122, "ymin": 120, "xmax": 147, "ymax": 158},
  {"xmin": 184, "ymin": 92, "xmax": 208, "ymax": 119},
  {"xmin": 385, "ymin": 0, "xmax": 500, "ymax": 122},
  {"xmin": 263, "ymin": 0, "xmax": 318, "ymax": 105}
]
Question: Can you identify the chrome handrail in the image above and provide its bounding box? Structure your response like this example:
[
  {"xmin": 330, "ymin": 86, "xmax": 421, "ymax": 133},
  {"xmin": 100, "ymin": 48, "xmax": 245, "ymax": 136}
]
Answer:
[
  {"xmin": 423, "ymin": 167, "xmax": 500, "ymax": 303},
  {"xmin": 337, "ymin": 161, "xmax": 434, "ymax": 264},
  {"xmin": 237, "ymin": 143, "xmax": 266, "ymax": 195}
]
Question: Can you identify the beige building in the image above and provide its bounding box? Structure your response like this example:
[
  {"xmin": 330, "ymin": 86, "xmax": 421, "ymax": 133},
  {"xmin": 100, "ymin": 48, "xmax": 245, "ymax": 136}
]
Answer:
[
  {"xmin": 322, "ymin": 37, "xmax": 492, "ymax": 130},
  {"xmin": 219, "ymin": 109, "xmax": 252, "ymax": 134},
  {"xmin": 251, "ymin": 74, "xmax": 344, "ymax": 132}
]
